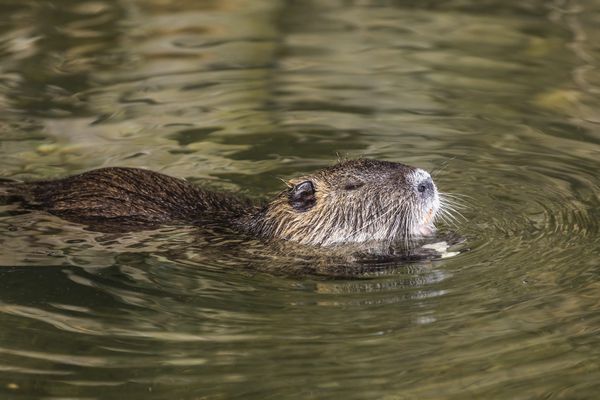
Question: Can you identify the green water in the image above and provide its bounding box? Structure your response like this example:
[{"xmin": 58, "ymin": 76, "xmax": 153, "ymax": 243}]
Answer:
[{"xmin": 1, "ymin": 0, "xmax": 599, "ymax": 398}]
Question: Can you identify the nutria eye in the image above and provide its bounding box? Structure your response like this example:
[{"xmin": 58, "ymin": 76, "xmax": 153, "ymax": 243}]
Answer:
[
  {"xmin": 344, "ymin": 181, "xmax": 364, "ymax": 191},
  {"xmin": 289, "ymin": 180, "xmax": 316, "ymax": 212}
]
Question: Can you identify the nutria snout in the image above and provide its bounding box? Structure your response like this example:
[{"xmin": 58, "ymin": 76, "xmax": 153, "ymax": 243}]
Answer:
[{"xmin": 4, "ymin": 159, "xmax": 447, "ymax": 248}]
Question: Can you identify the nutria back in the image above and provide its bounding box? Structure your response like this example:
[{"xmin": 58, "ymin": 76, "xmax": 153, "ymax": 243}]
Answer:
[{"xmin": 10, "ymin": 167, "xmax": 252, "ymax": 224}]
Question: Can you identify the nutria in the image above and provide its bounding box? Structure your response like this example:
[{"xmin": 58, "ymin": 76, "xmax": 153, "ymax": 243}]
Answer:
[{"xmin": 3, "ymin": 159, "xmax": 445, "ymax": 248}]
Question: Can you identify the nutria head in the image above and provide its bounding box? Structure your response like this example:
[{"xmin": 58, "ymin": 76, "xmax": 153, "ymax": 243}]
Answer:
[{"xmin": 250, "ymin": 159, "xmax": 441, "ymax": 247}]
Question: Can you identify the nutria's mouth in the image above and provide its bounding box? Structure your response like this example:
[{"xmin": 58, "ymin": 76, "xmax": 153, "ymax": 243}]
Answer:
[{"xmin": 415, "ymin": 207, "xmax": 437, "ymax": 237}]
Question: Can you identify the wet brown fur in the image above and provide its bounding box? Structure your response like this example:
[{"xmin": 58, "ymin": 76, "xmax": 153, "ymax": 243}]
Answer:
[
  {"xmin": 4, "ymin": 159, "xmax": 436, "ymax": 246},
  {"xmin": 9, "ymin": 168, "xmax": 253, "ymax": 224}
]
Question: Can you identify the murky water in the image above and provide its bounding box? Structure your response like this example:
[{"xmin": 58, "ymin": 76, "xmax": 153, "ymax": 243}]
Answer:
[{"xmin": 1, "ymin": 0, "xmax": 599, "ymax": 398}]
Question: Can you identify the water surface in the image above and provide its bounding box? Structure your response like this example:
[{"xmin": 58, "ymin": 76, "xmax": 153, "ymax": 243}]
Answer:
[{"xmin": 1, "ymin": 0, "xmax": 599, "ymax": 399}]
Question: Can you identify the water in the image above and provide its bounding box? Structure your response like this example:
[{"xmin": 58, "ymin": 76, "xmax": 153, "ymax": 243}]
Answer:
[{"xmin": 1, "ymin": 0, "xmax": 599, "ymax": 398}]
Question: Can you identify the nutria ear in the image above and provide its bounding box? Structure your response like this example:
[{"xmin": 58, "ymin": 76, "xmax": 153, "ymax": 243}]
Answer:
[{"xmin": 289, "ymin": 180, "xmax": 316, "ymax": 212}]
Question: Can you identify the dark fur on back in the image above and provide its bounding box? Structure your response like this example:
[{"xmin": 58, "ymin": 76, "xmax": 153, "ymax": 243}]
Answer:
[{"xmin": 11, "ymin": 167, "xmax": 252, "ymax": 224}]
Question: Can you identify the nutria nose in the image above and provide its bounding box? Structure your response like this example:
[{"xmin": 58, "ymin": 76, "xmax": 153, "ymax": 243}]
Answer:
[{"xmin": 417, "ymin": 177, "xmax": 434, "ymax": 194}]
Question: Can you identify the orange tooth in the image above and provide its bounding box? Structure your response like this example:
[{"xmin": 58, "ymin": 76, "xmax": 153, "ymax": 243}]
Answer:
[{"xmin": 424, "ymin": 208, "xmax": 433, "ymax": 224}]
